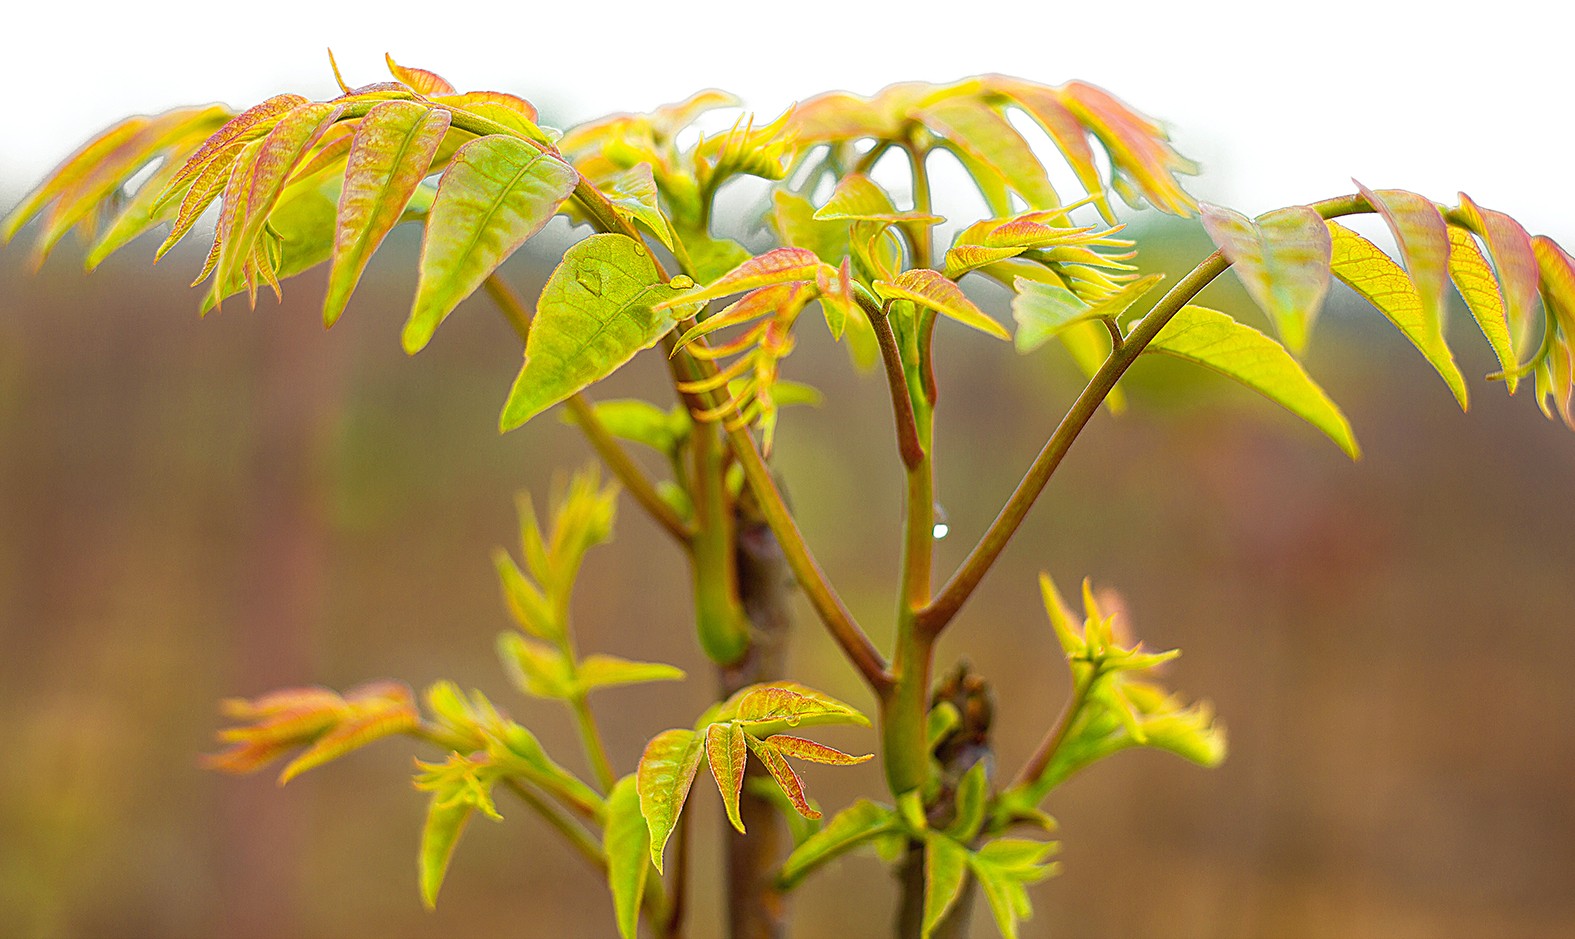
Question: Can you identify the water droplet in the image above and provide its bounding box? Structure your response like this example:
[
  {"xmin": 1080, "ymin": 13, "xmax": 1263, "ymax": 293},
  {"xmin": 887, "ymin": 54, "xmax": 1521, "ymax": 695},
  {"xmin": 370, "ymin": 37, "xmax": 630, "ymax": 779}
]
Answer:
[
  {"xmin": 577, "ymin": 270, "xmax": 602, "ymax": 296},
  {"xmin": 785, "ymin": 714, "xmax": 802, "ymax": 726},
  {"xmin": 932, "ymin": 523, "xmax": 950, "ymax": 540},
  {"xmin": 632, "ymin": 244, "xmax": 647, "ymax": 256},
  {"xmin": 669, "ymin": 274, "xmax": 695, "ymax": 290},
  {"xmin": 932, "ymin": 501, "xmax": 950, "ymax": 540}
]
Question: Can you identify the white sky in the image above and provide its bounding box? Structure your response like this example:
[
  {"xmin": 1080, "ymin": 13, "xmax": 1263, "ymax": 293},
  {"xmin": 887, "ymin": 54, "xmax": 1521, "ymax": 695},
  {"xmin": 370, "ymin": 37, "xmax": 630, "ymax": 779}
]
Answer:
[{"xmin": 3, "ymin": 0, "xmax": 1572, "ymax": 239}]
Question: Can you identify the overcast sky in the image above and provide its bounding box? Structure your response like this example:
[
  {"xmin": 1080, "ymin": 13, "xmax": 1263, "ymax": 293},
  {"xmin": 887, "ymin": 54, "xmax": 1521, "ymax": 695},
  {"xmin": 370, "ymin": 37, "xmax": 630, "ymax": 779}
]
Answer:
[{"xmin": 4, "ymin": 0, "xmax": 1571, "ymax": 239}]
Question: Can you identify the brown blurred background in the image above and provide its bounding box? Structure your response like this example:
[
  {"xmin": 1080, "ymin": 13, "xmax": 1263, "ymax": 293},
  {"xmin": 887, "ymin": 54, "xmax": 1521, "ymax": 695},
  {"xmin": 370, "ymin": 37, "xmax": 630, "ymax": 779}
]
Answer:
[{"xmin": 2, "ymin": 209, "xmax": 1573, "ymax": 939}]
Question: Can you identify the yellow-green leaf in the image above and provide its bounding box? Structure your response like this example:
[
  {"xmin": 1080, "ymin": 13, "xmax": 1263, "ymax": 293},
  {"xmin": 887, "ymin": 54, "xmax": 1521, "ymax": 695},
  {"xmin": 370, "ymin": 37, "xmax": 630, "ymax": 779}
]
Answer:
[
  {"xmin": 1326, "ymin": 221, "xmax": 1468, "ymax": 409},
  {"xmin": 730, "ymin": 685, "xmax": 871, "ymax": 735},
  {"xmin": 1454, "ymin": 193, "xmax": 1542, "ymax": 353},
  {"xmin": 875, "ymin": 268, "xmax": 1010, "ymax": 340},
  {"xmin": 923, "ymin": 835, "xmax": 971, "ymax": 939},
  {"xmin": 986, "ymin": 76, "xmax": 1112, "ymax": 222},
  {"xmin": 604, "ymin": 775, "xmax": 650, "ymax": 939},
  {"xmin": 497, "ymin": 632, "xmax": 575, "ymax": 699},
  {"xmin": 84, "ymin": 139, "xmax": 206, "ymax": 270},
  {"xmin": 814, "ymin": 173, "xmax": 943, "ymax": 225},
  {"xmin": 406, "ymin": 136, "xmax": 578, "ymax": 352},
  {"xmin": 1012, "ymin": 272, "xmax": 1162, "ymax": 353},
  {"xmin": 779, "ymin": 799, "xmax": 899, "ymax": 888},
  {"xmin": 324, "ymin": 101, "xmax": 451, "ymax": 326},
  {"xmin": 743, "ymin": 734, "xmax": 819, "ymax": 819},
  {"xmin": 1201, "ymin": 203, "xmax": 1331, "ymax": 353},
  {"xmin": 637, "ymin": 728, "xmax": 704, "ymax": 872},
  {"xmin": 385, "ymin": 53, "xmax": 456, "ymax": 96},
  {"xmin": 418, "ymin": 797, "xmax": 472, "ymax": 910},
  {"xmin": 160, "ymin": 94, "xmax": 310, "ymax": 202},
  {"xmin": 660, "ymin": 247, "xmax": 823, "ymax": 308},
  {"xmin": 1354, "ymin": 182, "xmax": 1450, "ymax": 333},
  {"xmin": 706, "ymin": 721, "xmax": 749, "ymax": 833},
  {"xmin": 769, "ymin": 189, "xmax": 850, "ymax": 267},
  {"xmin": 2, "ymin": 115, "xmax": 153, "ymax": 243},
  {"xmin": 600, "ymin": 163, "xmax": 676, "ymax": 252},
  {"xmin": 577, "ymin": 655, "xmax": 685, "ymax": 693},
  {"xmin": 1148, "ymin": 304, "xmax": 1359, "ymax": 459},
  {"xmin": 1058, "ymin": 81, "xmax": 1197, "ymax": 217},
  {"xmin": 501, "ymin": 233, "xmax": 693, "ymax": 430},
  {"xmin": 1446, "ymin": 225, "xmax": 1517, "ymax": 389}
]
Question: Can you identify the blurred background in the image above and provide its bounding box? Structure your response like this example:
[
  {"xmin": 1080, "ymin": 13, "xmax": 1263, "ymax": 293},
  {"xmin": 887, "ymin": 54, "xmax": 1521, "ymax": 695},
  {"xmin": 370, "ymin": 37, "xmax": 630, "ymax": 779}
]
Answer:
[{"xmin": 4, "ymin": 3, "xmax": 1575, "ymax": 937}]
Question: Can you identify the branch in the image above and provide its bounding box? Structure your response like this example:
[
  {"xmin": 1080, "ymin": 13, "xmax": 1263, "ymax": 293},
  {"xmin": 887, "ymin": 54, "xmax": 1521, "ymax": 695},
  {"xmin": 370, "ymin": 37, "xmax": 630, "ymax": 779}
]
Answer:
[
  {"xmin": 859, "ymin": 291, "xmax": 925, "ymax": 469},
  {"xmin": 917, "ymin": 194, "xmax": 1373, "ymax": 637},
  {"xmin": 482, "ymin": 276, "xmax": 694, "ymax": 545}
]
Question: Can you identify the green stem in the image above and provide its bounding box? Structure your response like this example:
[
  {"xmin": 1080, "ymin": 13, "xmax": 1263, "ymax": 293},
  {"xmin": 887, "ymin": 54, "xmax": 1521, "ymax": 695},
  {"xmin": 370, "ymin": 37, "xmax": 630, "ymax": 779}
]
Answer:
[
  {"xmin": 1007, "ymin": 666, "xmax": 1098, "ymax": 798},
  {"xmin": 691, "ymin": 420, "xmax": 750, "ymax": 664},
  {"xmin": 501, "ymin": 777, "xmax": 606, "ymax": 872},
  {"xmin": 859, "ymin": 292, "xmax": 924, "ymax": 469},
  {"xmin": 569, "ymin": 694, "xmax": 618, "ymax": 794},
  {"xmin": 918, "ymin": 194, "xmax": 1373, "ymax": 637}
]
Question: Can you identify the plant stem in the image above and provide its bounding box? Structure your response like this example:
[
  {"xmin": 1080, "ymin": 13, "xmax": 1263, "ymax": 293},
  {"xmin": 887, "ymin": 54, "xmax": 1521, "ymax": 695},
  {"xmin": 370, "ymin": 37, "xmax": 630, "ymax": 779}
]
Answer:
[
  {"xmin": 1008, "ymin": 668, "xmax": 1096, "ymax": 796},
  {"xmin": 568, "ymin": 694, "xmax": 618, "ymax": 794},
  {"xmin": 482, "ymin": 275, "xmax": 692, "ymax": 544},
  {"xmin": 501, "ymin": 778, "xmax": 606, "ymax": 872},
  {"xmin": 861, "ymin": 293, "xmax": 925, "ymax": 469},
  {"xmin": 690, "ymin": 419, "xmax": 751, "ymax": 664}
]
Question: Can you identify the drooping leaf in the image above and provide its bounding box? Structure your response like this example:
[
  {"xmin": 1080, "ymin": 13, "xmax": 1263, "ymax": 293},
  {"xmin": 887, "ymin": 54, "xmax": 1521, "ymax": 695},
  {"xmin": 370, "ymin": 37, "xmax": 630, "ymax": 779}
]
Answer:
[
  {"xmin": 158, "ymin": 144, "xmax": 243, "ymax": 261},
  {"xmin": 875, "ymin": 268, "xmax": 1011, "ymax": 340},
  {"xmin": 418, "ymin": 797, "xmax": 473, "ymax": 910},
  {"xmin": 1446, "ymin": 225, "xmax": 1517, "ymax": 389},
  {"xmin": 277, "ymin": 683, "xmax": 419, "ymax": 783},
  {"xmin": 985, "ymin": 76, "xmax": 1112, "ymax": 222},
  {"xmin": 706, "ymin": 721, "xmax": 750, "ymax": 833},
  {"xmin": 923, "ymin": 835, "xmax": 972, "ymax": 939},
  {"xmin": 1201, "ymin": 203, "xmax": 1331, "ymax": 353},
  {"xmin": 1012, "ymin": 272, "xmax": 1163, "ymax": 353},
  {"xmin": 406, "ymin": 136, "xmax": 578, "ymax": 353},
  {"xmin": 157, "ymin": 94, "xmax": 310, "ymax": 206},
  {"xmin": 1057, "ymin": 81, "xmax": 1197, "ymax": 217},
  {"xmin": 323, "ymin": 101, "xmax": 451, "ymax": 326},
  {"xmin": 663, "ymin": 247, "xmax": 823, "ymax": 307},
  {"xmin": 1354, "ymin": 182, "xmax": 1451, "ymax": 334},
  {"xmin": 1147, "ymin": 304, "xmax": 1359, "ymax": 459},
  {"xmin": 743, "ymin": 734, "xmax": 819, "ymax": 819},
  {"xmin": 85, "ymin": 139, "xmax": 207, "ymax": 269},
  {"xmin": 919, "ymin": 98, "xmax": 1059, "ymax": 210},
  {"xmin": 2, "ymin": 115, "xmax": 153, "ymax": 243},
  {"xmin": 501, "ymin": 233, "xmax": 694, "ymax": 430},
  {"xmin": 779, "ymin": 799, "xmax": 899, "ymax": 888},
  {"xmin": 763, "ymin": 735, "xmax": 873, "ymax": 766},
  {"xmin": 637, "ymin": 728, "xmax": 704, "ymax": 872},
  {"xmin": 1454, "ymin": 193, "xmax": 1542, "ymax": 352},
  {"xmin": 604, "ymin": 775, "xmax": 650, "ymax": 939},
  {"xmin": 577, "ymin": 655, "xmax": 686, "ymax": 693},
  {"xmin": 1326, "ymin": 221, "xmax": 1468, "ymax": 408}
]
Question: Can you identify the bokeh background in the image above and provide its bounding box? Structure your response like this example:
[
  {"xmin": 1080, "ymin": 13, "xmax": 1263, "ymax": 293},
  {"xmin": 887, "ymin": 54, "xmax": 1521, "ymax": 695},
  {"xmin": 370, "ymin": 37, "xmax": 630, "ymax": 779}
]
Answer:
[{"xmin": 4, "ymin": 3, "xmax": 1575, "ymax": 937}]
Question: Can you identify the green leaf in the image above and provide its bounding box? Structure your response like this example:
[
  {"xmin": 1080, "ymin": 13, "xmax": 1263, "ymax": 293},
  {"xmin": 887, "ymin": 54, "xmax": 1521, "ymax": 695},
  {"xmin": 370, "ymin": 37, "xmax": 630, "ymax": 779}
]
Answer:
[
  {"xmin": 637, "ymin": 728, "xmax": 704, "ymax": 872},
  {"xmin": 779, "ymin": 799, "xmax": 898, "ymax": 888},
  {"xmin": 406, "ymin": 136, "xmax": 578, "ymax": 353},
  {"xmin": 728, "ymin": 685, "xmax": 871, "ymax": 736},
  {"xmin": 502, "ymin": 233, "xmax": 693, "ymax": 430},
  {"xmin": 1201, "ymin": 203, "xmax": 1332, "ymax": 353},
  {"xmin": 923, "ymin": 835, "xmax": 972, "ymax": 939},
  {"xmin": 497, "ymin": 632, "xmax": 575, "ymax": 699},
  {"xmin": 743, "ymin": 734, "xmax": 819, "ymax": 819},
  {"xmin": 1446, "ymin": 224, "xmax": 1517, "ymax": 390},
  {"xmin": 947, "ymin": 761, "xmax": 989, "ymax": 842},
  {"xmin": 323, "ymin": 101, "xmax": 451, "ymax": 327},
  {"xmin": 1326, "ymin": 221, "xmax": 1468, "ymax": 409},
  {"xmin": 493, "ymin": 549, "xmax": 557, "ymax": 640},
  {"xmin": 769, "ymin": 189, "xmax": 851, "ymax": 266},
  {"xmin": 1012, "ymin": 272, "xmax": 1163, "ymax": 353},
  {"xmin": 577, "ymin": 655, "xmax": 686, "ymax": 693},
  {"xmin": 604, "ymin": 775, "xmax": 650, "ymax": 939},
  {"xmin": 967, "ymin": 839, "xmax": 1060, "ymax": 939},
  {"xmin": 601, "ymin": 163, "xmax": 676, "ymax": 252},
  {"xmin": 418, "ymin": 797, "xmax": 472, "ymax": 910},
  {"xmin": 875, "ymin": 269, "xmax": 1010, "ymax": 340},
  {"xmin": 566, "ymin": 399, "xmax": 688, "ymax": 453},
  {"xmin": 706, "ymin": 721, "xmax": 750, "ymax": 833},
  {"xmin": 814, "ymin": 173, "xmax": 944, "ymax": 225},
  {"xmin": 1147, "ymin": 304, "xmax": 1359, "ymax": 459}
]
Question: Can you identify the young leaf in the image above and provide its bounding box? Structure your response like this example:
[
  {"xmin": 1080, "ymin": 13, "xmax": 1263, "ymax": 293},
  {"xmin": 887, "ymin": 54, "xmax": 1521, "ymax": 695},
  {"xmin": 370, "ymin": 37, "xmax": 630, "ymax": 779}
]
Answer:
[
  {"xmin": 637, "ymin": 728, "xmax": 704, "ymax": 872},
  {"xmin": 947, "ymin": 761, "xmax": 990, "ymax": 842},
  {"xmin": 1326, "ymin": 221, "xmax": 1468, "ymax": 409},
  {"xmin": 706, "ymin": 721, "xmax": 750, "ymax": 833},
  {"xmin": 918, "ymin": 98, "xmax": 1059, "ymax": 210},
  {"xmin": 923, "ymin": 835, "xmax": 972, "ymax": 939},
  {"xmin": 2, "ymin": 115, "xmax": 153, "ymax": 243},
  {"xmin": 277, "ymin": 686, "xmax": 419, "ymax": 784},
  {"xmin": 158, "ymin": 94, "xmax": 310, "ymax": 201},
  {"xmin": 763, "ymin": 735, "xmax": 873, "ymax": 766},
  {"xmin": 323, "ymin": 101, "xmax": 451, "ymax": 327},
  {"xmin": 84, "ymin": 139, "xmax": 206, "ymax": 269},
  {"xmin": 985, "ymin": 76, "xmax": 1112, "ymax": 222},
  {"xmin": 1012, "ymin": 272, "xmax": 1163, "ymax": 353},
  {"xmin": 1057, "ymin": 81, "xmax": 1198, "ymax": 217},
  {"xmin": 1146, "ymin": 304, "xmax": 1359, "ymax": 459},
  {"xmin": 1201, "ymin": 203, "xmax": 1332, "ymax": 353},
  {"xmin": 576, "ymin": 655, "xmax": 686, "ymax": 693},
  {"xmin": 1454, "ymin": 193, "xmax": 1542, "ymax": 351},
  {"xmin": 743, "ymin": 734, "xmax": 819, "ymax": 819},
  {"xmin": 604, "ymin": 775, "xmax": 650, "ymax": 939},
  {"xmin": 815, "ymin": 173, "xmax": 943, "ymax": 225},
  {"xmin": 501, "ymin": 233, "xmax": 694, "ymax": 430},
  {"xmin": 418, "ymin": 797, "xmax": 473, "ymax": 910},
  {"xmin": 1446, "ymin": 225, "xmax": 1517, "ymax": 389},
  {"xmin": 661, "ymin": 247, "xmax": 823, "ymax": 307},
  {"xmin": 406, "ymin": 136, "xmax": 578, "ymax": 353},
  {"xmin": 497, "ymin": 632, "xmax": 575, "ymax": 699},
  {"xmin": 770, "ymin": 189, "xmax": 851, "ymax": 267},
  {"xmin": 967, "ymin": 839, "xmax": 1060, "ymax": 939},
  {"xmin": 875, "ymin": 269, "xmax": 1011, "ymax": 340},
  {"xmin": 1354, "ymin": 182, "xmax": 1451, "ymax": 334},
  {"xmin": 730, "ymin": 685, "xmax": 871, "ymax": 736},
  {"xmin": 778, "ymin": 799, "xmax": 900, "ymax": 888},
  {"xmin": 600, "ymin": 163, "xmax": 676, "ymax": 251},
  {"xmin": 385, "ymin": 53, "xmax": 456, "ymax": 96}
]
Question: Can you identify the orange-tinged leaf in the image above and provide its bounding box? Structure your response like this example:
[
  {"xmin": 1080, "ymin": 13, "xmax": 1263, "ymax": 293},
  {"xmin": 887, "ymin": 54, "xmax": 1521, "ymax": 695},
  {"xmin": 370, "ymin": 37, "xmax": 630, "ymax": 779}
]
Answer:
[
  {"xmin": 1446, "ymin": 225, "xmax": 1517, "ymax": 389},
  {"xmin": 659, "ymin": 247, "xmax": 822, "ymax": 308},
  {"xmin": 277, "ymin": 698, "xmax": 419, "ymax": 784},
  {"xmin": 816, "ymin": 257, "xmax": 856, "ymax": 339},
  {"xmin": 158, "ymin": 145, "xmax": 242, "ymax": 261},
  {"xmin": 874, "ymin": 268, "xmax": 1011, "ymax": 340},
  {"xmin": 385, "ymin": 53, "xmax": 456, "ymax": 96},
  {"xmin": 730, "ymin": 685, "xmax": 870, "ymax": 734},
  {"xmin": 744, "ymin": 735, "xmax": 819, "ymax": 819},
  {"xmin": 160, "ymin": 94, "xmax": 310, "ymax": 202},
  {"xmin": 1533, "ymin": 235, "xmax": 1575, "ymax": 334},
  {"xmin": 406, "ymin": 136, "xmax": 578, "ymax": 353},
  {"xmin": 986, "ymin": 75, "xmax": 1112, "ymax": 222},
  {"xmin": 1327, "ymin": 221, "xmax": 1468, "ymax": 408},
  {"xmin": 195, "ymin": 139, "xmax": 264, "ymax": 291},
  {"xmin": 1354, "ymin": 182, "xmax": 1450, "ymax": 333},
  {"xmin": 1201, "ymin": 203, "xmax": 1331, "ymax": 353},
  {"xmin": 919, "ymin": 97, "xmax": 1059, "ymax": 210},
  {"xmin": 764, "ymin": 735, "xmax": 873, "ymax": 765},
  {"xmin": 637, "ymin": 728, "xmax": 704, "ymax": 872},
  {"xmin": 2, "ymin": 115, "xmax": 152, "ymax": 243},
  {"xmin": 323, "ymin": 101, "xmax": 451, "ymax": 326},
  {"xmin": 706, "ymin": 722, "xmax": 749, "ymax": 833},
  {"xmin": 1455, "ymin": 193, "xmax": 1542, "ymax": 353},
  {"xmin": 674, "ymin": 283, "xmax": 804, "ymax": 352},
  {"xmin": 788, "ymin": 90, "xmax": 899, "ymax": 143},
  {"xmin": 1059, "ymin": 81, "xmax": 1197, "ymax": 217},
  {"xmin": 85, "ymin": 138, "xmax": 210, "ymax": 270}
]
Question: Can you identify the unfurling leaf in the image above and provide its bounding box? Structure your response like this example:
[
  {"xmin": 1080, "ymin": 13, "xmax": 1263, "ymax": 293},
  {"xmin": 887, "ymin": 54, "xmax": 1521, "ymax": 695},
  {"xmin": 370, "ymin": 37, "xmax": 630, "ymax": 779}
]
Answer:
[
  {"xmin": 707, "ymin": 721, "xmax": 749, "ymax": 833},
  {"xmin": 727, "ymin": 684, "xmax": 871, "ymax": 736},
  {"xmin": 1326, "ymin": 221, "xmax": 1468, "ymax": 408},
  {"xmin": 1147, "ymin": 304, "xmax": 1359, "ymax": 459},
  {"xmin": 406, "ymin": 136, "xmax": 578, "ymax": 353},
  {"xmin": 875, "ymin": 269, "xmax": 1011, "ymax": 340},
  {"xmin": 637, "ymin": 728, "xmax": 704, "ymax": 872},
  {"xmin": 502, "ymin": 233, "xmax": 695, "ymax": 430},
  {"xmin": 1012, "ymin": 273, "xmax": 1162, "ymax": 353},
  {"xmin": 323, "ymin": 101, "xmax": 451, "ymax": 326},
  {"xmin": 498, "ymin": 632, "xmax": 575, "ymax": 699},
  {"xmin": 778, "ymin": 800, "xmax": 900, "ymax": 888},
  {"xmin": 923, "ymin": 834, "xmax": 972, "ymax": 939},
  {"xmin": 204, "ymin": 680, "xmax": 418, "ymax": 781},
  {"xmin": 1201, "ymin": 203, "xmax": 1331, "ymax": 353},
  {"xmin": 604, "ymin": 775, "xmax": 651, "ymax": 939}
]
